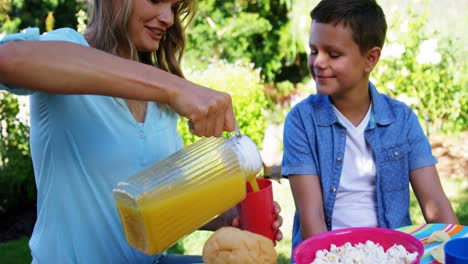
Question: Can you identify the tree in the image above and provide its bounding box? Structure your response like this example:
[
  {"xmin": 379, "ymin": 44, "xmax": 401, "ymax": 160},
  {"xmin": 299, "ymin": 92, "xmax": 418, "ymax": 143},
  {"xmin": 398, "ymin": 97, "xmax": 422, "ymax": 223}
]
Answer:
[
  {"xmin": 1, "ymin": 0, "xmax": 88, "ymax": 34},
  {"xmin": 185, "ymin": 0, "xmax": 308, "ymax": 83}
]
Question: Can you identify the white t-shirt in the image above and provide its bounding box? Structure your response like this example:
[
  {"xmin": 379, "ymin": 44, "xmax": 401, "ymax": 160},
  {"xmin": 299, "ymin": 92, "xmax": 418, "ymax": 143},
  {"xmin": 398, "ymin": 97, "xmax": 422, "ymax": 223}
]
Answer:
[{"xmin": 331, "ymin": 105, "xmax": 378, "ymax": 230}]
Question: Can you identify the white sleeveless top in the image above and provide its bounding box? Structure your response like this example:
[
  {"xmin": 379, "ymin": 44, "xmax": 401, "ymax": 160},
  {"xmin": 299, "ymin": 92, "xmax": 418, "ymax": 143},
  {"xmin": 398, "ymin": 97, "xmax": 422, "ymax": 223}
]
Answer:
[{"xmin": 331, "ymin": 105, "xmax": 378, "ymax": 230}]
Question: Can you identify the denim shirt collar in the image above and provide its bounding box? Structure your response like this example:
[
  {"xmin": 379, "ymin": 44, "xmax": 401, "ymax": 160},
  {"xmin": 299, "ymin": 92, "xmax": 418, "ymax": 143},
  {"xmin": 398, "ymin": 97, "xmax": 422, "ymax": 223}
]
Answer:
[
  {"xmin": 369, "ymin": 82, "xmax": 395, "ymax": 126},
  {"xmin": 314, "ymin": 82, "xmax": 396, "ymax": 127}
]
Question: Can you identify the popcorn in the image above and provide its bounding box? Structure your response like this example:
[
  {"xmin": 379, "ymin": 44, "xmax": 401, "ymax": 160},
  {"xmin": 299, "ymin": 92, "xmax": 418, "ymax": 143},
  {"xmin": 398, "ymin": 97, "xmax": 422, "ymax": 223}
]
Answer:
[{"xmin": 311, "ymin": 241, "xmax": 418, "ymax": 264}]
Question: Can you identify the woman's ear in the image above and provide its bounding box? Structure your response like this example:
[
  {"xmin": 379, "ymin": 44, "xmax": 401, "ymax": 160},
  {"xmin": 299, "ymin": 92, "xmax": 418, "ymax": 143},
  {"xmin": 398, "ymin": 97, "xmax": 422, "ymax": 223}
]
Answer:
[{"xmin": 364, "ymin": 47, "xmax": 381, "ymax": 73}]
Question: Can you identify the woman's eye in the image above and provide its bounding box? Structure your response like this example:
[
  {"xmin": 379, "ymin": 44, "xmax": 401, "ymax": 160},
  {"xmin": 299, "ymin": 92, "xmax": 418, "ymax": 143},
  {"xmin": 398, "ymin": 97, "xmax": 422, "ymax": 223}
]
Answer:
[
  {"xmin": 172, "ymin": 0, "xmax": 183, "ymax": 10},
  {"xmin": 310, "ymin": 49, "xmax": 318, "ymax": 55},
  {"xmin": 150, "ymin": 0, "xmax": 160, "ymax": 4}
]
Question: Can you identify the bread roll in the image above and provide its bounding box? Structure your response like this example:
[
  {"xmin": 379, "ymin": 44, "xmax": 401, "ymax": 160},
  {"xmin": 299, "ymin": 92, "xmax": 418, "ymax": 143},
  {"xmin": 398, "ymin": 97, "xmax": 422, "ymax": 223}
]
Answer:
[{"xmin": 202, "ymin": 227, "xmax": 277, "ymax": 264}]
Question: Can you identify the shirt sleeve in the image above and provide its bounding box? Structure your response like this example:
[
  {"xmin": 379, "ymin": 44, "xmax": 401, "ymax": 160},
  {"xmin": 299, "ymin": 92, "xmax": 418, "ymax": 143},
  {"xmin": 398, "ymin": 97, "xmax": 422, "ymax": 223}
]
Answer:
[
  {"xmin": 406, "ymin": 109, "xmax": 438, "ymax": 170},
  {"xmin": 281, "ymin": 105, "xmax": 319, "ymax": 177},
  {"xmin": 0, "ymin": 27, "xmax": 88, "ymax": 95}
]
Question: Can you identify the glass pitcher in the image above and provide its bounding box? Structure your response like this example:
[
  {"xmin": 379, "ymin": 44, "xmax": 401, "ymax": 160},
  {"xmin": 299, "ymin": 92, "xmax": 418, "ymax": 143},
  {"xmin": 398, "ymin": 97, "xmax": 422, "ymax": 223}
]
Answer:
[{"xmin": 113, "ymin": 134, "xmax": 262, "ymax": 254}]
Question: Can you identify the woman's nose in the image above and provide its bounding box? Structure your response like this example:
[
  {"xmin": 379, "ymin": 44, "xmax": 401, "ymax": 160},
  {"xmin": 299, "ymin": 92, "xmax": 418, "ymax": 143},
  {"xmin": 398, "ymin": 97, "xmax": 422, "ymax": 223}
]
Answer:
[{"xmin": 157, "ymin": 5, "xmax": 174, "ymax": 27}]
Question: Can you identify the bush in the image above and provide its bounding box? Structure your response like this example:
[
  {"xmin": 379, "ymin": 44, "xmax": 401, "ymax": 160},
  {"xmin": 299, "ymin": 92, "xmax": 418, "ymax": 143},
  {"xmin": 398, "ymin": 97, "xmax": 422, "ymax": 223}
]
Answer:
[
  {"xmin": 0, "ymin": 93, "xmax": 35, "ymax": 213},
  {"xmin": 373, "ymin": 7, "xmax": 467, "ymax": 134},
  {"xmin": 178, "ymin": 61, "xmax": 268, "ymax": 149}
]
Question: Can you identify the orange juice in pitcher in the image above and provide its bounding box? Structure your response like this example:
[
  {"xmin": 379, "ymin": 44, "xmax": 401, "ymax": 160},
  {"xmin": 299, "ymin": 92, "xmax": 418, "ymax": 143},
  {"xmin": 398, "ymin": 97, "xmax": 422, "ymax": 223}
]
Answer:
[{"xmin": 113, "ymin": 134, "xmax": 262, "ymax": 254}]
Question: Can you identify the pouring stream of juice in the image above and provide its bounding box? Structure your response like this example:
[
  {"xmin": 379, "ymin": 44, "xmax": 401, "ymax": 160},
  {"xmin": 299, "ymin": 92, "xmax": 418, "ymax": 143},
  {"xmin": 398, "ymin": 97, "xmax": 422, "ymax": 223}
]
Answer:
[{"xmin": 249, "ymin": 177, "xmax": 260, "ymax": 192}]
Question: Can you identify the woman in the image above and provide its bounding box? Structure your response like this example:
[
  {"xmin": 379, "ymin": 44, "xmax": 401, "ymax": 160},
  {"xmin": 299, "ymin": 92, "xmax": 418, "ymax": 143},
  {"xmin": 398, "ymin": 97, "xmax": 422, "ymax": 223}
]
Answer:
[{"xmin": 0, "ymin": 0, "xmax": 282, "ymax": 263}]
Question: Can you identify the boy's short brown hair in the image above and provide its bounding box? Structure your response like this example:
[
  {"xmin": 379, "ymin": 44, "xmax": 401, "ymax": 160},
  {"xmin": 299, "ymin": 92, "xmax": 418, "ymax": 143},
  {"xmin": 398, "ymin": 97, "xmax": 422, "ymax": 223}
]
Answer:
[{"xmin": 311, "ymin": 0, "xmax": 387, "ymax": 54}]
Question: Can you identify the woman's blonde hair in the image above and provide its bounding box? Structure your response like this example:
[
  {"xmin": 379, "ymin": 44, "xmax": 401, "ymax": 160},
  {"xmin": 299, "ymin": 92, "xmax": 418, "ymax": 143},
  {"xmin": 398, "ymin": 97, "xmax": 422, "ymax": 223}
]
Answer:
[{"xmin": 85, "ymin": 0, "xmax": 197, "ymax": 78}]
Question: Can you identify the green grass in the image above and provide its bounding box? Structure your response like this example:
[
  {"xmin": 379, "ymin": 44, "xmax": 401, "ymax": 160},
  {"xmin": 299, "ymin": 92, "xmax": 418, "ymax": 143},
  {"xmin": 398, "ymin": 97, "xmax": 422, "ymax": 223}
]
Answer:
[
  {"xmin": 0, "ymin": 237, "xmax": 31, "ymax": 263},
  {"xmin": 1, "ymin": 177, "xmax": 466, "ymax": 264}
]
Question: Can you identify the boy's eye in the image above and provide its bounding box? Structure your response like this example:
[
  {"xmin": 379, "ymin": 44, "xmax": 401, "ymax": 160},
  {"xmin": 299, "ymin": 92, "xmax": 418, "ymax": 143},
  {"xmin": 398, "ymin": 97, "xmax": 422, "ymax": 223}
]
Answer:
[
  {"xmin": 329, "ymin": 52, "xmax": 340, "ymax": 58},
  {"xmin": 310, "ymin": 49, "xmax": 318, "ymax": 55},
  {"xmin": 150, "ymin": 0, "xmax": 161, "ymax": 3}
]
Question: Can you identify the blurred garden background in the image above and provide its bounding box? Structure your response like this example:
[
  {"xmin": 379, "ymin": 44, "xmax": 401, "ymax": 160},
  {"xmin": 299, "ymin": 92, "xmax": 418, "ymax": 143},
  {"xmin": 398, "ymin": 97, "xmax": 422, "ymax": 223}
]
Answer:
[{"xmin": 0, "ymin": 0, "xmax": 466, "ymax": 263}]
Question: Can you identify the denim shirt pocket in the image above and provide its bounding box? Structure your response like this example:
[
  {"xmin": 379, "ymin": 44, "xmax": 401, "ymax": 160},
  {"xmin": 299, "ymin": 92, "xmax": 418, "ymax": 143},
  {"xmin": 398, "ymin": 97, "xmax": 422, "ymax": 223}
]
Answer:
[{"xmin": 379, "ymin": 143, "xmax": 410, "ymax": 192}]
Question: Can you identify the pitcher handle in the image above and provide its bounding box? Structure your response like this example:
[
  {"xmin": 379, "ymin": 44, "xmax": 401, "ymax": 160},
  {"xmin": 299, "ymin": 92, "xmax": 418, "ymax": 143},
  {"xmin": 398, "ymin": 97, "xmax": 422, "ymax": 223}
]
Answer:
[{"xmin": 229, "ymin": 121, "xmax": 242, "ymax": 139}]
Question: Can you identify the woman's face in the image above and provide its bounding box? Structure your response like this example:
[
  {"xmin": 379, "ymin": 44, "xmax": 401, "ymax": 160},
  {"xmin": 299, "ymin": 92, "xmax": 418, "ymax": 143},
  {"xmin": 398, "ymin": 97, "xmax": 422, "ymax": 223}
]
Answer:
[{"xmin": 128, "ymin": 0, "xmax": 181, "ymax": 52}]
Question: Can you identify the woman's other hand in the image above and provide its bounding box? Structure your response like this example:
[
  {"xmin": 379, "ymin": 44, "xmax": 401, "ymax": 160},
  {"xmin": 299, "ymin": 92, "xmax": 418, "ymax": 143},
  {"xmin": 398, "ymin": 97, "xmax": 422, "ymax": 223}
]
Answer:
[{"xmin": 231, "ymin": 201, "xmax": 284, "ymax": 244}]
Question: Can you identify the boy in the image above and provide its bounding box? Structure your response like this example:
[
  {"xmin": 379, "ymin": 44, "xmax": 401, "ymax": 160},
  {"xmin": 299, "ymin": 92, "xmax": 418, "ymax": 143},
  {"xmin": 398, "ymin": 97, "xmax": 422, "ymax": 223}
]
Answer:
[{"xmin": 281, "ymin": 0, "xmax": 458, "ymax": 255}]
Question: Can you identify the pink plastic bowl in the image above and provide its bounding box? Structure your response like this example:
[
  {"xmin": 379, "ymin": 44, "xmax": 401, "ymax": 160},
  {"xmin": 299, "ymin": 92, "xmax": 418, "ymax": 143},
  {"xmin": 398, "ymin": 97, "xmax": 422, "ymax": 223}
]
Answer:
[{"xmin": 293, "ymin": 227, "xmax": 424, "ymax": 264}]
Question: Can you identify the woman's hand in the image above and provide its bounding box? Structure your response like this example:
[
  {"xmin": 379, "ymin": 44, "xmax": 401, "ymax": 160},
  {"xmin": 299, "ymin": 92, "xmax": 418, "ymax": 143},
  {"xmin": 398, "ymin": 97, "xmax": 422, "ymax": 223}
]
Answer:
[
  {"xmin": 272, "ymin": 201, "xmax": 284, "ymax": 242},
  {"xmin": 168, "ymin": 82, "xmax": 236, "ymax": 137}
]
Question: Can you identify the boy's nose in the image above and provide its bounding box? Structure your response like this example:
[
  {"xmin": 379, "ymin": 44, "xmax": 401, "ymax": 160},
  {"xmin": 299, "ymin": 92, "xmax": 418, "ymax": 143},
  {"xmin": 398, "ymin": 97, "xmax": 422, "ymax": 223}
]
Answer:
[{"xmin": 313, "ymin": 53, "xmax": 327, "ymax": 69}]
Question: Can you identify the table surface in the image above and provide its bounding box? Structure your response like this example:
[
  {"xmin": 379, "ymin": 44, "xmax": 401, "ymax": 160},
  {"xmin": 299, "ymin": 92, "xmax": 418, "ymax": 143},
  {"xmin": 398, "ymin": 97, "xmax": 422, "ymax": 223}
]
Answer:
[{"xmin": 397, "ymin": 223, "xmax": 468, "ymax": 264}]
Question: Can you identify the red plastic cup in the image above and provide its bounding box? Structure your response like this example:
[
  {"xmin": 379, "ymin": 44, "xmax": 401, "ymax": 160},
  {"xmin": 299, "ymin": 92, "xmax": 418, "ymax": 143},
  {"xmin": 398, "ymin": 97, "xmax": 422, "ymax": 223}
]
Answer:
[{"xmin": 237, "ymin": 178, "xmax": 276, "ymax": 241}]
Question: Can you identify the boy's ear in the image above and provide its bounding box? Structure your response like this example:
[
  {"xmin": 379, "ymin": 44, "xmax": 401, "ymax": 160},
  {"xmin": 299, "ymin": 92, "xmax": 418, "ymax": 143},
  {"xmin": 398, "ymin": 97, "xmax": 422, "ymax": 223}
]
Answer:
[{"xmin": 364, "ymin": 47, "xmax": 381, "ymax": 73}]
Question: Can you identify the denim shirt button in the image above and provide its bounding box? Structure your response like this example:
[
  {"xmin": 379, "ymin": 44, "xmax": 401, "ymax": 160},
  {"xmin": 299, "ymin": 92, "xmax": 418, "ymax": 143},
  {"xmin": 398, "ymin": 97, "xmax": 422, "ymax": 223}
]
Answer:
[
  {"xmin": 336, "ymin": 157, "xmax": 343, "ymax": 163},
  {"xmin": 330, "ymin": 187, "xmax": 336, "ymax": 193},
  {"xmin": 393, "ymin": 151, "xmax": 399, "ymax": 157}
]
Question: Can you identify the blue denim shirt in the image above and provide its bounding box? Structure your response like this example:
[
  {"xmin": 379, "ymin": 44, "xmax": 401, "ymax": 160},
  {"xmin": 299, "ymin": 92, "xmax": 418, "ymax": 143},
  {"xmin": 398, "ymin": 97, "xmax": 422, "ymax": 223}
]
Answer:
[{"xmin": 281, "ymin": 83, "xmax": 437, "ymax": 255}]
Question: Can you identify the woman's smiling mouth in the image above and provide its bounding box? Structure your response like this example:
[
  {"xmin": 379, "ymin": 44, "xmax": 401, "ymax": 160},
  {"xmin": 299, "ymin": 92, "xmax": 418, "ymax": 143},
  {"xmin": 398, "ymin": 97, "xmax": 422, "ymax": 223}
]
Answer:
[{"xmin": 145, "ymin": 26, "xmax": 164, "ymax": 41}]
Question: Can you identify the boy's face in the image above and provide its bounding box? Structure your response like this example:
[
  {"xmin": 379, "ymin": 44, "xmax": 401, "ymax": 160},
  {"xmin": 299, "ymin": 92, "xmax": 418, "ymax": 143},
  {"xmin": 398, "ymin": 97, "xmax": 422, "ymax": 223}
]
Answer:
[{"xmin": 308, "ymin": 21, "xmax": 376, "ymax": 97}]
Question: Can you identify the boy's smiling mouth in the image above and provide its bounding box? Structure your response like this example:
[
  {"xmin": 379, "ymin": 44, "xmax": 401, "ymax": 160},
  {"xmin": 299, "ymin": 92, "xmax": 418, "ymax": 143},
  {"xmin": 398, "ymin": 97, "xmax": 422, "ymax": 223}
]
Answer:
[{"xmin": 316, "ymin": 75, "xmax": 335, "ymax": 81}]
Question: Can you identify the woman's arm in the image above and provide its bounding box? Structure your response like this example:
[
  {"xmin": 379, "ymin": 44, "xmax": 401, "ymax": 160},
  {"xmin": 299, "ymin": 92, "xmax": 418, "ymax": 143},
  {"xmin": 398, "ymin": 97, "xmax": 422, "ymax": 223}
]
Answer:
[
  {"xmin": 289, "ymin": 175, "xmax": 327, "ymax": 239},
  {"xmin": 410, "ymin": 165, "xmax": 459, "ymax": 224},
  {"xmin": 0, "ymin": 41, "xmax": 235, "ymax": 136}
]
